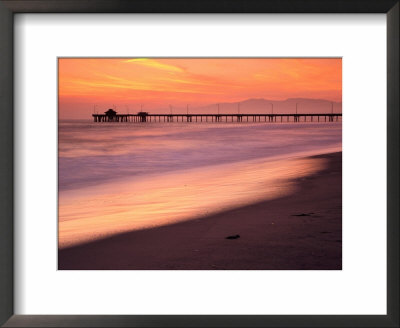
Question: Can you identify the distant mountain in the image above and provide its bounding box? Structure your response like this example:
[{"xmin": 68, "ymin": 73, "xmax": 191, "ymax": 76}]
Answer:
[{"xmin": 194, "ymin": 98, "xmax": 342, "ymax": 114}]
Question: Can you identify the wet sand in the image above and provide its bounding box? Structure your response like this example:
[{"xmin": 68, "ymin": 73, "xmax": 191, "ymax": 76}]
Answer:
[{"xmin": 58, "ymin": 152, "xmax": 342, "ymax": 270}]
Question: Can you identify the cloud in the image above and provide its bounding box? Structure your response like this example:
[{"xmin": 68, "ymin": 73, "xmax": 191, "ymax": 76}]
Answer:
[
  {"xmin": 67, "ymin": 76, "xmax": 221, "ymax": 95},
  {"xmin": 123, "ymin": 58, "xmax": 184, "ymax": 73}
]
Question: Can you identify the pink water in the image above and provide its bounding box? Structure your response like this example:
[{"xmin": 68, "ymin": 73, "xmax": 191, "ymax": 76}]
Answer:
[{"xmin": 59, "ymin": 121, "xmax": 341, "ymax": 248}]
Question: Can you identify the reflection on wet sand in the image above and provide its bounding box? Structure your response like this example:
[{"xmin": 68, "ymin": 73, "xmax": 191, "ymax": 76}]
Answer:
[{"xmin": 59, "ymin": 155, "xmax": 326, "ymax": 248}]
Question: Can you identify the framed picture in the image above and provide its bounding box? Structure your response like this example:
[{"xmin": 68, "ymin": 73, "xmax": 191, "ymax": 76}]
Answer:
[
  {"xmin": 0, "ymin": 1, "xmax": 398, "ymax": 327},
  {"xmin": 57, "ymin": 57, "xmax": 343, "ymax": 270}
]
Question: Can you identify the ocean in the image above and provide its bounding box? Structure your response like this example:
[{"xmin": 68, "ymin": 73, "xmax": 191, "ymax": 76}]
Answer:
[{"xmin": 58, "ymin": 121, "xmax": 342, "ymax": 248}]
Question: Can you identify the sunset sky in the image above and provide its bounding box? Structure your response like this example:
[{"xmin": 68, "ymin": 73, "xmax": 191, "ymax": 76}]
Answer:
[{"xmin": 58, "ymin": 58, "xmax": 342, "ymax": 119}]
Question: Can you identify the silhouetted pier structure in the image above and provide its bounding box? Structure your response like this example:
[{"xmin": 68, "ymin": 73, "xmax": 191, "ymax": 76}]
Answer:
[{"xmin": 93, "ymin": 110, "xmax": 342, "ymax": 123}]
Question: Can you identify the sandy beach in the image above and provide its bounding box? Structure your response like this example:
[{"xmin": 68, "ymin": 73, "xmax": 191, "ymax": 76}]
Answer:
[{"xmin": 58, "ymin": 151, "xmax": 341, "ymax": 270}]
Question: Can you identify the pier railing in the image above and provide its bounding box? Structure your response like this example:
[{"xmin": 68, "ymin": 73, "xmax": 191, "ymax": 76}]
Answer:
[{"xmin": 92, "ymin": 113, "xmax": 342, "ymax": 123}]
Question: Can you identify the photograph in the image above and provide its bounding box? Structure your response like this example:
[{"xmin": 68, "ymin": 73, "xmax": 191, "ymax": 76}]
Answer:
[{"xmin": 58, "ymin": 58, "xmax": 342, "ymax": 270}]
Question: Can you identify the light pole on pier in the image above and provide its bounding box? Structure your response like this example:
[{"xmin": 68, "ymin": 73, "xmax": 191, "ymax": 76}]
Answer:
[
  {"xmin": 331, "ymin": 102, "xmax": 334, "ymax": 114},
  {"xmin": 217, "ymin": 103, "xmax": 220, "ymax": 115},
  {"xmin": 238, "ymin": 102, "xmax": 240, "ymax": 114},
  {"xmin": 296, "ymin": 102, "xmax": 298, "ymax": 114},
  {"xmin": 187, "ymin": 104, "xmax": 189, "ymax": 115}
]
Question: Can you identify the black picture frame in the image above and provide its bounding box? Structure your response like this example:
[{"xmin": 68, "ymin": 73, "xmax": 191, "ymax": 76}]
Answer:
[{"xmin": 0, "ymin": 1, "xmax": 398, "ymax": 327}]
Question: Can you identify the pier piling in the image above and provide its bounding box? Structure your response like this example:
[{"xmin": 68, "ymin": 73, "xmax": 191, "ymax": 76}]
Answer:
[{"xmin": 93, "ymin": 113, "xmax": 342, "ymax": 124}]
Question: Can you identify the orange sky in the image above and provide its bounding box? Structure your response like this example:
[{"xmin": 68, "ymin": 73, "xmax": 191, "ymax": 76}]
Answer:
[{"xmin": 58, "ymin": 58, "xmax": 341, "ymax": 119}]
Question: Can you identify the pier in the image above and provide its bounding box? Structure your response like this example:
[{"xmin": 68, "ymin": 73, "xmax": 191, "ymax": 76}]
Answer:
[{"xmin": 93, "ymin": 109, "xmax": 341, "ymax": 123}]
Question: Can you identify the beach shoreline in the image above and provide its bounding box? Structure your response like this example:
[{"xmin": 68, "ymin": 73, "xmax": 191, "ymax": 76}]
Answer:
[{"xmin": 58, "ymin": 151, "xmax": 342, "ymax": 270}]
